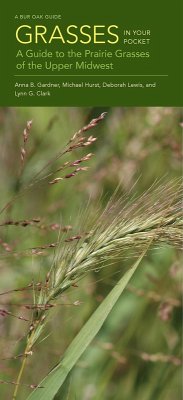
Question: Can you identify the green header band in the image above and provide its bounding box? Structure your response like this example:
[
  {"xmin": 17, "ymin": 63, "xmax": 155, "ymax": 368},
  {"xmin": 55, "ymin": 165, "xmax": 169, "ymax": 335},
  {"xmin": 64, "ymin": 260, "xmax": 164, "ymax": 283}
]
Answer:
[{"xmin": 0, "ymin": 0, "xmax": 182, "ymax": 106}]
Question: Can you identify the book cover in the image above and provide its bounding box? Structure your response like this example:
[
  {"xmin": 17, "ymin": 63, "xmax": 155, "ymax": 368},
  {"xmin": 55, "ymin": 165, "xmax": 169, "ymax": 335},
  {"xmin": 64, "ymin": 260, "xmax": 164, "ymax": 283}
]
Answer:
[{"xmin": 0, "ymin": 1, "xmax": 182, "ymax": 399}]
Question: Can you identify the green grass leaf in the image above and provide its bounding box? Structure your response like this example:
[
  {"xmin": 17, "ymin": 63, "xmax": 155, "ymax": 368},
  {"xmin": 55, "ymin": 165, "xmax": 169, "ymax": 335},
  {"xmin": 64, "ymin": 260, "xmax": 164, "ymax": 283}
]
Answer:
[
  {"xmin": 53, "ymin": 374, "xmax": 71, "ymax": 400},
  {"xmin": 27, "ymin": 250, "xmax": 147, "ymax": 400}
]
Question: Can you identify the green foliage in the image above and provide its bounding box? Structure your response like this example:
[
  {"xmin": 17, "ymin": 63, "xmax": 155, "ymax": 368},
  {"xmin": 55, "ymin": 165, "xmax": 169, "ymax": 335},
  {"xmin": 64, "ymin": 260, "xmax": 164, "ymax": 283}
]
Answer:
[
  {"xmin": 27, "ymin": 252, "xmax": 147, "ymax": 400},
  {"xmin": 0, "ymin": 107, "xmax": 182, "ymax": 400}
]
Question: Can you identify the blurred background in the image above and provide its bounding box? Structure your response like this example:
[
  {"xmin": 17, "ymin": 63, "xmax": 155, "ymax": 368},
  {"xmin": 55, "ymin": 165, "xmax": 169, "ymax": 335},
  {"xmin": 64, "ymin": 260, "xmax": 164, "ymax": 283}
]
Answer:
[{"xmin": 0, "ymin": 107, "xmax": 182, "ymax": 399}]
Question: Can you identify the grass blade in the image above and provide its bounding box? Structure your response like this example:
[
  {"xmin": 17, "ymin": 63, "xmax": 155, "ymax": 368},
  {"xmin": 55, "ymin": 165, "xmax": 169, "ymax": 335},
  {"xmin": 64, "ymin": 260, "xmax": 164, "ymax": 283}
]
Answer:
[{"xmin": 27, "ymin": 249, "xmax": 147, "ymax": 400}]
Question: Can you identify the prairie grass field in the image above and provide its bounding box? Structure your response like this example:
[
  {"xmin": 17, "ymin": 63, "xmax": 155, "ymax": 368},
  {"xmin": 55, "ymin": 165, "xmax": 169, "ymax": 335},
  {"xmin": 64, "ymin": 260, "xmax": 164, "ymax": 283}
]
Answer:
[{"xmin": 0, "ymin": 107, "xmax": 182, "ymax": 400}]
